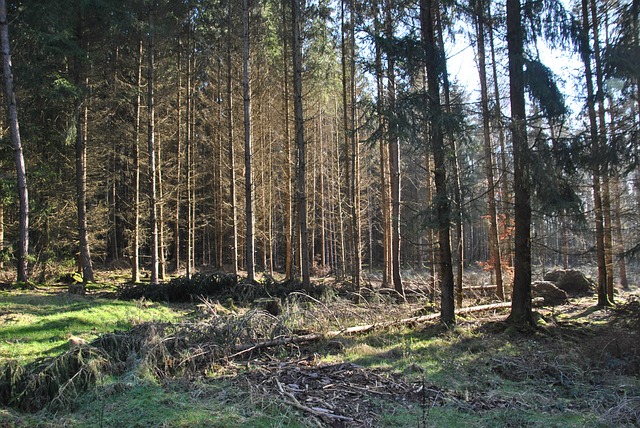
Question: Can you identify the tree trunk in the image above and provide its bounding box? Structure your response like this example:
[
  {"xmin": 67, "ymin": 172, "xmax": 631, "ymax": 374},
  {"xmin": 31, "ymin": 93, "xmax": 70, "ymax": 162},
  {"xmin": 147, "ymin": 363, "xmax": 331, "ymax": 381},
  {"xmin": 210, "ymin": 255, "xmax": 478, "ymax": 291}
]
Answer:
[
  {"xmin": 475, "ymin": 0, "xmax": 504, "ymax": 301},
  {"xmin": 436, "ymin": 4, "xmax": 464, "ymax": 308},
  {"xmin": 488, "ymin": 1, "xmax": 513, "ymax": 268},
  {"xmin": 281, "ymin": 0, "xmax": 294, "ymax": 280},
  {"xmin": 174, "ymin": 43, "xmax": 182, "ymax": 274},
  {"xmin": 243, "ymin": 0, "xmax": 255, "ymax": 282},
  {"xmin": 385, "ymin": 0, "xmax": 403, "ymax": 297},
  {"xmin": 147, "ymin": 11, "xmax": 159, "ymax": 285},
  {"xmin": 506, "ymin": 0, "xmax": 534, "ymax": 326},
  {"xmin": 73, "ymin": 19, "xmax": 94, "ymax": 286},
  {"xmin": 292, "ymin": 0, "xmax": 310, "ymax": 289},
  {"xmin": 132, "ymin": 39, "xmax": 142, "ymax": 283},
  {"xmin": 580, "ymin": 0, "xmax": 610, "ymax": 307},
  {"xmin": 589, "ymin": 0, "xmax": 614, "ymax": 303},
  {"xmin": 421, "ymin": 0, "xmax": 455, "ymax": 324},
  {"xmin": 227, "ymin": 0, "xmax": 239, "ymax": 275}
]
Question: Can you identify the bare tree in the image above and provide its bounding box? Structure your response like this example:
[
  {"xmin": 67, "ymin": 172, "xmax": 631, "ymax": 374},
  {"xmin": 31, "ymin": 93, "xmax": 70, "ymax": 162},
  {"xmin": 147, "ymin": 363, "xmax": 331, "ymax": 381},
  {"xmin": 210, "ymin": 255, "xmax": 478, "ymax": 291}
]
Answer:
[{"xmin": 0, "ymin": 0, "xmax": 28, "ymax": 283}]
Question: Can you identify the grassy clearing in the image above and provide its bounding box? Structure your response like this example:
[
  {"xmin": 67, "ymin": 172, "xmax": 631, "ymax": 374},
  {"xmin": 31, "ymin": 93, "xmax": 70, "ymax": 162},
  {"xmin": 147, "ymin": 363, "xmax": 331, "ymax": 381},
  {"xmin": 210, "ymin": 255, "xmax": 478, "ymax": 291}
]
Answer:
[
  {"xmin": 0, "ymin": 290, "xmax": 187, "ymax": 363},
  {"xmin": 0, "ymin": 286, "xmax": 639, "ymax": 427}
]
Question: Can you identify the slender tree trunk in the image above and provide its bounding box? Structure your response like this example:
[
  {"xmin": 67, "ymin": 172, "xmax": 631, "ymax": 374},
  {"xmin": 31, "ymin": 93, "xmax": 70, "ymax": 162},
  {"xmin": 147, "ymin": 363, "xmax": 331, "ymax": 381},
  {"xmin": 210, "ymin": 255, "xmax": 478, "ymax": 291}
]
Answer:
[
  {"xmin": 186, "ymin": 29, "xmax": 194, "ymax": 279},
  {"xmin": 73, "ymin": 19, "xmax": 94, "ymax": 286},
  {"xmin": 281, "ymin": 0, "xmax": 295, "ymax": 280},
  {"xmin": 385, "ymin": 0, "xmax": 403, "ymax": 296},
  {"xmin": 157, "ymin": 135, "xmax": 166, "ymax": 280},
  {"xmin": 373, "ymin": 1, "xmax": 391, "ymax": 288},
  {"xmin": 421, "ymin": 0, "xmax": 455, "ymax": 324},
  {"xmin": 589, "ymin": 0, "xmax": 614, "ymax": 303},
  {"xmin": 0, "ymin": 0, "xmax": 26, "ymax": 282},
  {"xmin": 227, "ymin": 0, "xmax": 239, "ymax": 275},
  {"xmin": 613, "ymin": 177, "xmax": 628, "ymax": 289},
  {"xmin": 580, "ymin": 0, "xmax": 610, "ymax": 307},
  {"xmin": 132, "ymin": 39, "xmax": 143, "ymax": 283},
  {"xmin": 435, "ymin": 5, "xmax": 464, "ymax": 307},
  {"xmin": 174, "ymin": 44, "xmax": 182, "ymax": 274},
  {"xmin": 475, "ymin": 0, "xmax": 504, "ymax": 301},
  {"xmin": 488, "ymin": 1, "xmax": 513, "ymax": 268},
  {"xmin": 292, "ymin": 0, "xmax": 310, "ymax": 289},
  {"xmin": 243, "ymin": 0, "xmax": 255, "ymax": 282},
  {"xmin": 506, "ymin": 0, "xmax": 534, "ymax": 326},
  {"xmin": 147, "ymin": 12, "xmax": 159, "ymax": 285}
]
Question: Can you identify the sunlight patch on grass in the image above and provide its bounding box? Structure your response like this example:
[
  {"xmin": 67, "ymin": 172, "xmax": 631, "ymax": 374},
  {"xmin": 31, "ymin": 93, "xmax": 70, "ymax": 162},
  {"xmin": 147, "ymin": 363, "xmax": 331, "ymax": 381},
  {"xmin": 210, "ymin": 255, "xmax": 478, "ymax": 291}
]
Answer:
[{"xmin": 0, "ymin": 291, "xmax": 187, "ymax": 363}]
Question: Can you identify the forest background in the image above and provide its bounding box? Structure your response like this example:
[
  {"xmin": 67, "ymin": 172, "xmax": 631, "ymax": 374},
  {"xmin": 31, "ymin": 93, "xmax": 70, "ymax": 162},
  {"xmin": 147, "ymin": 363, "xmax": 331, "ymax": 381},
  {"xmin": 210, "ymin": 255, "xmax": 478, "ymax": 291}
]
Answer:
[{"xmin": 1, "ymin": 0, "xmax": 639, "ymax": 325}]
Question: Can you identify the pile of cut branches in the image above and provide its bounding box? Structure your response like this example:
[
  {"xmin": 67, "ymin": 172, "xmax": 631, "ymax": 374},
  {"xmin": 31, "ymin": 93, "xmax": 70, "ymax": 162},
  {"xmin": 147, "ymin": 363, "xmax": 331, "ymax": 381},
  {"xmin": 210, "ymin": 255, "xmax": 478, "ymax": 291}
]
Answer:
[{"xmin": 117, "ymin": 272, "xmax": 333, "ymax": 304}]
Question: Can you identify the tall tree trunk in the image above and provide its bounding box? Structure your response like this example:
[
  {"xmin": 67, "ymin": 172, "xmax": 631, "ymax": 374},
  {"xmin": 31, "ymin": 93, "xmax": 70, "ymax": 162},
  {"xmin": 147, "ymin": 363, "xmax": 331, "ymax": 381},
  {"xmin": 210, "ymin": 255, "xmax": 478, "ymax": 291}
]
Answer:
[
  {"xmin": 186, "ymin": 28, "xmax": 194, "ymax": 279},
  {"xmin": 243, "ymin": 0, "xmax": 255, "ymax": 282},
  {"xmin": 157, "ymin": 135, "xmax": 166, "ymax": 280},
  {"xmin": 421, "ymin": 0, "xmax": 455, "ymax": 324},
  {"xmin": 76, "ymin": 81, "xmax": 94, "ymax": 284},
  {"xmin": 73, "ymin": 19, "xmax": 94, "ymax": 285},
  {"xmin": 589, "ymin": 0, "xmax": 614, "ymax": 303},
  {"xmin": 227, "ymin": 0, "xmax": 239, "ymax": 275},
  {"xmin": 385, "ymin": 0, "xmax": 403, "ymax": 296},
  {"xmin": 506, "ymin": 0, "xmax": 534, "ymax": 326},
  {"xmin": 281, "ymin": 0, "xmax": 295, "ymax": 280},
  {"xmin": 0, "ymin": 0, "xmax": 27, "ymax": 282},
  {"xmin": 147, "ymin": 11, "xmax": 159, "ymax": 285},
  {"xmin": 174, "ymin": 43, "xmax": 182, "ymax": 274},
  {"xmin": 580, "ymin": 0, "xmax": 610, "ymax": 307},
  {"xmin": 132, "ymin": 39, "xmax": 143, "ymax": 283},
  {"xmin": 292, "ymin": 0, "xmax": 310, "ymax": 289},
  {"xmin": 488, "ymin": 1, "xmax": 513, "ymax": 268},
  {"xmin": 475, "ymin": 0, "xmax": 504, "ymax": 301},
  {"xmin": 435, "ymin": 4, "xmax": 464, "ymax": 308},
  {"xmin": 373, "ymin": 0, "xmax": 391, "ymax": 288}
]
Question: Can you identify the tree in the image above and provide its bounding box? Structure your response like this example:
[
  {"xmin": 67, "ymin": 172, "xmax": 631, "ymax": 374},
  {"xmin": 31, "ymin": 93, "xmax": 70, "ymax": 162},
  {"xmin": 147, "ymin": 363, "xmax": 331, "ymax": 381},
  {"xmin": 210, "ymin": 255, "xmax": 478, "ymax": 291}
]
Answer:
[
  {"xmin": 0, "ymin": 0, "xmax": 28, "ymax": 283},
  {"xmin": 473, "ymin": 0, "xmax": 504, "ymax": 301},
  {"xmin": 243, "ymin": 0, "xmax": 256, "ymax": 282},
  {"xmin": 420, "ymin": 0, "xmax": 455, "ymax": 324},
  {"xmin": 147, "ymin": 8, "xmax": 159, "ymax": 285},
  {"xmin": 292, "ymin": 0, "xmax": 310, "ymax": 289},
  {"xmin": 506, "ymin": 0, "xmax": 534, "ymax": 327}
]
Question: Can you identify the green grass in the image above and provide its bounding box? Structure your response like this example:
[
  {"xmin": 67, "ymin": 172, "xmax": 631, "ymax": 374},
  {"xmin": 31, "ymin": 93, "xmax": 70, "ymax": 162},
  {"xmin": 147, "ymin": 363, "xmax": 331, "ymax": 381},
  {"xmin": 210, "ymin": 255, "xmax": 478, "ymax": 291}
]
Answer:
[
  {"xmin": 1, "ymin": 289, "xmax": 639, "ymax": 427},
  {"xmin": 0, "ymin": 290, "xmax": 187, "ymax": 363}
]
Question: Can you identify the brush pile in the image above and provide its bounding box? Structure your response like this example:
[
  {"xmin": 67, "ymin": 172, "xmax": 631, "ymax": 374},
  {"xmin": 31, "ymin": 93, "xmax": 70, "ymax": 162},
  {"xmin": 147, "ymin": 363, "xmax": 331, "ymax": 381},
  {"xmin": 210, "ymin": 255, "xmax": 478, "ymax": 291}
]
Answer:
[{"xmin": 117, "ymin": 272, "xmax": 332, "ymax": 303}]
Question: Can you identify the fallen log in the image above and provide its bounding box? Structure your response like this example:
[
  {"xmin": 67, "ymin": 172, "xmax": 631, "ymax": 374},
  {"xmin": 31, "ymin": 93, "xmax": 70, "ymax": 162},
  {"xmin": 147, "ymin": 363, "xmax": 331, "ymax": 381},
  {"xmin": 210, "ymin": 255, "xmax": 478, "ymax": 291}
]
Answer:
[{"xmin": 228, "ymin": 299, "xmax": 542, "ymax": 358}]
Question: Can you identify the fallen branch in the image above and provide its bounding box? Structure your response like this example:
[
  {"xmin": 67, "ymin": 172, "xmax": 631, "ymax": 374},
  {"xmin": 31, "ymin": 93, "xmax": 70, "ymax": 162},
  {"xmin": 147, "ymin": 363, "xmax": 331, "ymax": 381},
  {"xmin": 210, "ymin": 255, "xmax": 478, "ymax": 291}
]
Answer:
[{"xmin": 228, "ymin": 299, "xmax": 542, "ymax": 357}]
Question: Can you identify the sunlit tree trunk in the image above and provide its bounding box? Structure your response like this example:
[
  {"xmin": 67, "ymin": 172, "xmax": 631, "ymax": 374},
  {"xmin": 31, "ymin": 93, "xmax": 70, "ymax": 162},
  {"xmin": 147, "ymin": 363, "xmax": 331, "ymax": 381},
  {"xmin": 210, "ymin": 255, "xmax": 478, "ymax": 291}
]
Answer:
[
  {"xmin": 488, "ymin": 1, "xmax": 512, "ymax": 268},
  {"xmin": 132, "ymin": 39, "xmax": 143, "ymax": 283},
  {"xmin": 474, "ymin": 0, "xmax": 504, "ymax": 301},
  {"xmin": 147, "ymin": 11, "xmax": 159, "ymax": 285},
  {"xmin": 385, "ymin": 0, "xmax": 403, "ymax": 296},
  {"xmin": 243, "ymin": 0, "xmax": 255, "ymax": 282},
  {"xmin": 590, "ymin": 0, "xmax": 614, "ymax": 303},
  {"xmin": 0, "ymin": 0, "xmax": 27, "ymax": 282},
  {"xmin": 227, "ymin": 0, "xmax": 239, "ymax": 275}
]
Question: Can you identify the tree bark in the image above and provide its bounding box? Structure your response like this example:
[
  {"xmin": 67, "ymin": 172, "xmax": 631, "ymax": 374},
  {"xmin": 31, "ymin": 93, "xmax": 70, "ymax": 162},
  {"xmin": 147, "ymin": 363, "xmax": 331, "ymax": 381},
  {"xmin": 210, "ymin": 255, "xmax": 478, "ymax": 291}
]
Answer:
[
  {"xmin": 580, "ymin": 0, "xmax": 610, "ymax": 307},
  {"xmin": 292, "ymin": 0, "xmax": 310, "ymax": 289},
  {"xmin": 421, "ymin": 0, "xmax": 455, "ymax": 324},
  {"xmin": 227, "ymin": 0, "xmax": 239, "ymax": 275},
  {"xmin": 132, "ymin": 39, "xmax": 143, "ymax": 283},
  {"xmin": 243, "ymin": 0, "xmax": 255, "ymax": 282},
  {"xmin": 385, "ymin": 0, "xmax": 403, "ymax": 296},
  {"xmin": 147, "ymin": 11, "xmax": 159, "ymax": 285},
  {"xmin": 73, "ymin": 18, "xmax": 94, "ymax": 286},
  {"xmin": 506, "ymin": 0, "xmax": 534, "ymax": 326},
  {"xmin": 475, "ymin": 0, "xmax": 504, "ymax": 301}
]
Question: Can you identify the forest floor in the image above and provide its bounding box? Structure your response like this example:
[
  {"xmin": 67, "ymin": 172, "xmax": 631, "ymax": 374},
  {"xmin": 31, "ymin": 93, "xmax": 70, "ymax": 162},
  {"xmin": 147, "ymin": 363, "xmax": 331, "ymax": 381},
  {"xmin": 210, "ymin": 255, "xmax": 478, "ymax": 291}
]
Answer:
[{"xmin": 0, "ymin": 272, "xmax": 639, "ymax": 427}]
